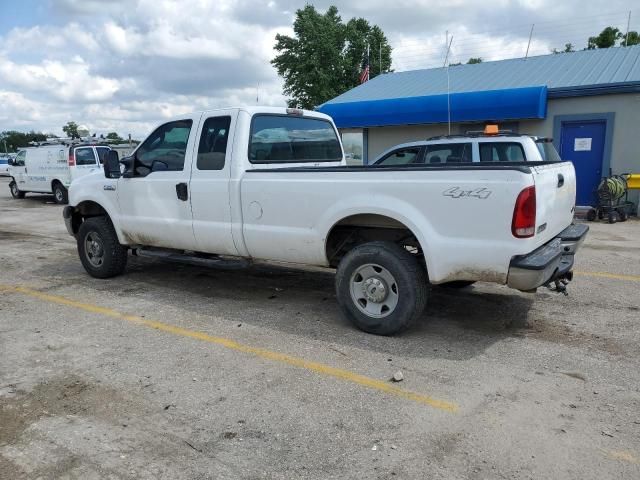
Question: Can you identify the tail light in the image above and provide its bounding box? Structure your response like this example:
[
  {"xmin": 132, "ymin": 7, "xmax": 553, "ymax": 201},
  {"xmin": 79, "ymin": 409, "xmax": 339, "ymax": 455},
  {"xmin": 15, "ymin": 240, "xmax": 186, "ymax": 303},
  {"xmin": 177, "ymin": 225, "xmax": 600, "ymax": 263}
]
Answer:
[
  {"xmin": 68, "ymin": 148, "xmax": 75, "ymax": 166},
  {"xmin": 512, "ymin": 186, "xmax": 536, "ymax": 238}
]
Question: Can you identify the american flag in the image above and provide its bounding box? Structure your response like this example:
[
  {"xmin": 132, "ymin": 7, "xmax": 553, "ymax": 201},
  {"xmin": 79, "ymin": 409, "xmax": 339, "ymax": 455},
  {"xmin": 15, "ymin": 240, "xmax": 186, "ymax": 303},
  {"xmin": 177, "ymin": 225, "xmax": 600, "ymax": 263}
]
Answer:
[{"xmin": 359, "ymin": 45, "xmax": 370, "ymax": 84}]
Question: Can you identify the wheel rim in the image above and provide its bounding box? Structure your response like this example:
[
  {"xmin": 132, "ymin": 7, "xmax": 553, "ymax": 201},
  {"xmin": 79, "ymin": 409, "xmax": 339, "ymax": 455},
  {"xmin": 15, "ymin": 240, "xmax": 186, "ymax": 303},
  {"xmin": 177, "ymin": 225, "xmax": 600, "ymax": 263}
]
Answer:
[
  {"xmin": 11, "ymin": 184, "xmax": 18, "ymax": 196},
  {"xmin": 350, "ymin": 263, "xmax": 399, "ymax": 318},
  {"xmin": 84, "ymin": 232, "xmax": 105, "ymax": 267},
  {"xmin": 55, "ymin": 187, "xmax": 63, "ymax": 202}
]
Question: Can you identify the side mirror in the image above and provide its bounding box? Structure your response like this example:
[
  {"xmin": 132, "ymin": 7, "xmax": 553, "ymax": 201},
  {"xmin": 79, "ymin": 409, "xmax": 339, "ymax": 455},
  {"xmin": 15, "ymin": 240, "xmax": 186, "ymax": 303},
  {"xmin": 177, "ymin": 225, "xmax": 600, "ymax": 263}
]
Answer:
[{"xmin": 103, "ymin": 150, "xmax": 121, "ymax": 179}]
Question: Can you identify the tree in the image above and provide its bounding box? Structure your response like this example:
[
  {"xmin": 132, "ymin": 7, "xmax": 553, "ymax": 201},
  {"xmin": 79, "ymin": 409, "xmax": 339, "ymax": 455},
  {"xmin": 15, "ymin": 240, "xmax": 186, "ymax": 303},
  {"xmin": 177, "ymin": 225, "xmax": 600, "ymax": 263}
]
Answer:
[
  {"xmin": 106, "ymin": 132, "xmax": 123, "ymax": 142},
  {"xmin": 62, "ymin": 121, "xmax": 80, "ymax": 139},
  {"xmin": 552, "ymin": 43, "xmax": 575, "ymax": 54},
  {"xmin": 0, "ymin": 130, "xmax": 47, "ymax": 151},
  {"xmin": 467, "ymin": 57, "xmax": 483, "ymax": 64},
  {"xmin": 587, "ymin": 27, "xmax": 622, "ymax": 49},
  {"xmin": 621, "ymin": 31, "xmax": 639, "ymax": 47},
  {"xmin": 272, "ymin": 5, "xmax": 392, "ymax": 109}
]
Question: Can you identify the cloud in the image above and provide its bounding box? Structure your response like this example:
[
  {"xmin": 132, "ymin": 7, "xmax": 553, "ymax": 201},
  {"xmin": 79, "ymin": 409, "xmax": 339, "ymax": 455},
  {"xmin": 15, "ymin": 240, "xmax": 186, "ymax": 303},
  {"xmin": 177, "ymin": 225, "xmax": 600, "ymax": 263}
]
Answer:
[{"xmin": 0, "ymin": 0, "xmax": 636, "ymax": 138}]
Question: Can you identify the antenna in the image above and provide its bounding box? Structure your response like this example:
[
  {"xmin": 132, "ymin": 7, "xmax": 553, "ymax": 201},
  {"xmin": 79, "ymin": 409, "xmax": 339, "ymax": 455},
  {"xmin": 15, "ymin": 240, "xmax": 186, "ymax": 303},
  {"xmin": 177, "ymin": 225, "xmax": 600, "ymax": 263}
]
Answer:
[
  {"xmin": 444, "ymin": 33, "xmax": 454, "ymax": 135},
  {"xmin": 625, "ymin": 11, "xmax": 631, "ymax": 46},
  {"xmin": 256, "ymin": 84, "xmax": 259, "ymax": 104},
  {"xmin": 525, "ymin": 24, "xmax": 535, "ymax": 60},
  {"xmin": 379, "ymin": 42, "xmax": 382, "ymax": 74}
]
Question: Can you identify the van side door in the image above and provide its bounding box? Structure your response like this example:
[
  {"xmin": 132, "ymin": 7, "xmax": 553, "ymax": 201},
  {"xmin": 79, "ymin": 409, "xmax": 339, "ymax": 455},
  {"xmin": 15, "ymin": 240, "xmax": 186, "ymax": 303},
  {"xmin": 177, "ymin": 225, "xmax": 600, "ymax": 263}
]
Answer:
[
  {"xmin": 189, "ymin": 112, "xmax": 239, "ymax": 256},
  {"xmin": 116, "ymin": 115, "xmax": 201, "ymax": 250}
]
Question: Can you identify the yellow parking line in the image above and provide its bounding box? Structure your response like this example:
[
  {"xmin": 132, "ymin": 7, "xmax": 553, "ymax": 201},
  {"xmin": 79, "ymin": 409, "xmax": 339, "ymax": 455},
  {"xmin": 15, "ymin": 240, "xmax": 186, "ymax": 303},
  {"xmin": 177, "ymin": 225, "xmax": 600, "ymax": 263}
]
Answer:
[
  {"xmin": 574, "ymin": 271, "xmax": 640, "ymax": 282},
  {"xmin": 602, "ymin": 449, "xmax": 640, "ymax": 465},
  {"xmin": 0, "ymin": 284, "xmax": 457, "ymax": 413}
]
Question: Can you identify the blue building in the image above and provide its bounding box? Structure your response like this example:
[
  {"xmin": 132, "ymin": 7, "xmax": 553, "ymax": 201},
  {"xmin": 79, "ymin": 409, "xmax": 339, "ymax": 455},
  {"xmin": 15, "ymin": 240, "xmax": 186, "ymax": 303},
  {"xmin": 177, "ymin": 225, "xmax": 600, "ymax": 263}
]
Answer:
[{"xmin": 318, "ymin": 45, "xmax": 640, "ymax": 206}]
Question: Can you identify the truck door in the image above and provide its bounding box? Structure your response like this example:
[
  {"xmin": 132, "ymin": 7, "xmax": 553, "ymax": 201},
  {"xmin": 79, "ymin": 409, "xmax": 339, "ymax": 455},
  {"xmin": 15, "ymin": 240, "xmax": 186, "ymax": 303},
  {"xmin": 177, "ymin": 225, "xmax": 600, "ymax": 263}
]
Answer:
[
  {"xmin": 116, "ymin": 115, "xmax": 201, "ymax": 250},
  {"xmin": 189, "ymin": 112, "xmax": 238, "ymax": 256}
]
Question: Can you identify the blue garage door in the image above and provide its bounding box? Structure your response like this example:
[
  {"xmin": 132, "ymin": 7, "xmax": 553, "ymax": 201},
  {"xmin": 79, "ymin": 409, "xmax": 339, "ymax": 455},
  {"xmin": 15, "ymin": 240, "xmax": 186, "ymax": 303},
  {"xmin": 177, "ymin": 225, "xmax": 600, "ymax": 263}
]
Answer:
[{"xmin": 559, "ymin": 121, "xmax": 606, "ymax": 206}]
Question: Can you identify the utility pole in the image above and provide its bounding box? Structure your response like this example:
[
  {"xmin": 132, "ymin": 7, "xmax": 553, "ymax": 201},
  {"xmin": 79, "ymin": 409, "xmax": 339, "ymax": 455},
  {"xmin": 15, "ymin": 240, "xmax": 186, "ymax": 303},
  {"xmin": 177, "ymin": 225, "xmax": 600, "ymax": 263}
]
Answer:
[
  {"xmin": 379, "ymin": 42, "xmax": 382, "ymax": 74},
  {"xmin": 625, "ymin": 11, "xmax": 632, "ymax": 46},
  {"xmin": 444, "ymin": 33, "xmax": 454, "ymax": 136},
  {"xmin": 525, "ymin": 24, "xmax": 535, "ymax": 60}
]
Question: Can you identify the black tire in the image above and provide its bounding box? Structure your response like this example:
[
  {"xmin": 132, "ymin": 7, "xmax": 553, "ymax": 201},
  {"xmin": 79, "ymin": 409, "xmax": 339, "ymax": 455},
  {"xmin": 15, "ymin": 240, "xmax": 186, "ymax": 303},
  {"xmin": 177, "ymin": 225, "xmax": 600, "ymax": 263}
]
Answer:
[
  {"xmin": 77, "ymin": 216, "xmax": 128, "ymax": 278},
  {"xmin": 607, "ymin": 211, "xmax": 617, "ymax": 224},
  {"xmin": 9, "ymin": 180, "xmax": 25, "ymax": 199},
  {"xmin": 617, "ymin": 209, "xmax": 628, "ymax": 222},
  {"xmin": 586, "ymin": 209, "xmax": 597, "ymax": 222},
  {"xmin": 335, "ymin": 241, "xmax": 428, "ymax": 336},
  {"xmin": 52, "ymin": 182, "xmax": 68, "ymax": 204},
  {"xmin": 597, "ymin": 209, "xmax": 604, "ymax": 220},
  {"xmin": 440, "ymin": 280, "xmax": 476, "ymax": 288}
]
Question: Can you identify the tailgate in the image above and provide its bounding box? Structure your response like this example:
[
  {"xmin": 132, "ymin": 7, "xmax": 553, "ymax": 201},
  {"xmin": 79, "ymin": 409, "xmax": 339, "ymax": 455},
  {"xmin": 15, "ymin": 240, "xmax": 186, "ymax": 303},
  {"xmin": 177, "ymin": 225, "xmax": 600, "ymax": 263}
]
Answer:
[{"xmin": 532, "ymin": 161, "xmax": 576, "ymax": 243}]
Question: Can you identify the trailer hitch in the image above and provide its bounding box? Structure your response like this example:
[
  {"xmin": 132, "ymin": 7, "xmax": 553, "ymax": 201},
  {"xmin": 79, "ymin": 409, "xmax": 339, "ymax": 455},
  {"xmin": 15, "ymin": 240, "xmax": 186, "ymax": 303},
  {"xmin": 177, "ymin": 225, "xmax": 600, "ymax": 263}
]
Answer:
[{"xmin": 544, "ymin": 271, "xmax": 573, "ymax": 296}]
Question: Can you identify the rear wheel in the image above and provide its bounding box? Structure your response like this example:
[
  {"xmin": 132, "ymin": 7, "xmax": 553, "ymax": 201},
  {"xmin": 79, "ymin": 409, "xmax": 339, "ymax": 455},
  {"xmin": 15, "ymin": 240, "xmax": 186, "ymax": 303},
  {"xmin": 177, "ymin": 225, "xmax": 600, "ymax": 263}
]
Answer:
[
  {"xmin": 9, "ymin": 181, "xmax": 25, "ymax": 199},
  {"xmin": 607, "ymin": 211, "xmax": 618, "ymax": 224},
  {"xmin": 586, "ymin": 209, "xmax": 597, "ymax": 222},
  {"xmin": 335, "ymin": 241, "xmax": 428, "ymax": 335},
  {"xmin": 53, "ymin": 182, "xmax": 68, "ymax": 204},
  {"xmin": 77, "ymin": 217, "xmax": 128, "ymax": 278}
]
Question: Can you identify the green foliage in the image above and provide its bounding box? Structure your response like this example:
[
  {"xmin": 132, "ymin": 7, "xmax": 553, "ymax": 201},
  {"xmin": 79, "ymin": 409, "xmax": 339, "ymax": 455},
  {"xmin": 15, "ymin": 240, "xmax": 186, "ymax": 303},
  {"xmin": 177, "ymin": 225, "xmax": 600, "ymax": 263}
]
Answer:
[
  {"xmin": 588, "ymin": 27, "xmax": 622, "ymax": 49},
  {"xmin": 106, "ymin": 132, "xmax": 123, "ymax": 142},
  {"xmin": 62, "ymin": 121, "xmax": 80, "ymax": 139},
  {"xmin": 467, "ymin": 57, "xmax": 483, "ymax": 64},
  {"xmin": 271, "ymin": 5, "xmax": 392, "ymax": 109},
  {"xmin": 0, "ymin": 130, "xmax": 48, "ymax": 152},
  {"xmin": 552, "ymin": 43, "xmax": 575, "ymax": 54},
  {"xmin": 621, "ymin": 31, "xmax": 639, "ymax": 47}
]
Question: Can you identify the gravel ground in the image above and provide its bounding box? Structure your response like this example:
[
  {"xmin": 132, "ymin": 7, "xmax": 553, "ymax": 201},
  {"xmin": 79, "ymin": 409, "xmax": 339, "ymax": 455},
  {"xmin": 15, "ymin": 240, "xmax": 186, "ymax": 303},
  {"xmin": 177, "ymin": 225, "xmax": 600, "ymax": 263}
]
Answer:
[{"xmin": 0, "ymin": 176, "xmax": 639, "ymax": 479}]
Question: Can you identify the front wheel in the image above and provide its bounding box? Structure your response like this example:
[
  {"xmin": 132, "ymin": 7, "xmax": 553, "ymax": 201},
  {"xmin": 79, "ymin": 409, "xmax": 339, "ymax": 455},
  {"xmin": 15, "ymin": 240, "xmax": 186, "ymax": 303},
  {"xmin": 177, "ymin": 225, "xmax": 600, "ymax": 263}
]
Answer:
[
  {"xmin": 77, "ymin": 217, "xmax": 128, "ymax": 278},
  {"xmin": 9, "ymin": 181, "xmax": 25, "ymax": 199},
  {"xmin": 335, "ymin": 241, "xmax": 428, "ymax": 335}
]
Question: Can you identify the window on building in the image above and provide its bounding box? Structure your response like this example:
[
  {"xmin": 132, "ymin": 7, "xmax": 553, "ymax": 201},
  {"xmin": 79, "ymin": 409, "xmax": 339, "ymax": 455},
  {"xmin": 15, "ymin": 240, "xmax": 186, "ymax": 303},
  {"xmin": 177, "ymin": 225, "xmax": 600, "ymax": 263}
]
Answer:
[
  {"xmin": 341, "ymin": 129, "xmax": 364, "ymax": 165},
  {"xmin": 479, "ymin": 142, "xmax": 526, "ymax": 162}
]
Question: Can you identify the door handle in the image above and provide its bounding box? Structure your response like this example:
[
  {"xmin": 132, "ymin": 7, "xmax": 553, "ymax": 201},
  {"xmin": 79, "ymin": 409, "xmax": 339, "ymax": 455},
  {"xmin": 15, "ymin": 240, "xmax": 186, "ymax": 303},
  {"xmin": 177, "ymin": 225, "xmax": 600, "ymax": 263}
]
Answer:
[
  {"xmin": 557, "ymin": 173, "xmax": 564, "ymax": 188},
  {"xmin": 176, "ymin": 182, "xmax": 188, "ymax": 201}
]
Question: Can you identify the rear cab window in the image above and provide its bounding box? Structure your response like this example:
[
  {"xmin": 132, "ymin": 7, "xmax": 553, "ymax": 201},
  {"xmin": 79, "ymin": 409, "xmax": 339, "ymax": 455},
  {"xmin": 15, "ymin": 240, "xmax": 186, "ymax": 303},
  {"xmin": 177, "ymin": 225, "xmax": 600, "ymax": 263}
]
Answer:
[
  {"xmin": 74, "ymin": 147, "xmax": 98, "ymax": 166},
  {"xmin": 479, "ymin": 142, "xmax": 526, "ymax": 162},
  {"xmin": 535, "ymin": 139, "xmax": 561, "ymax": 162},
  {"xmin": 249, "ymin": 115, "xmax": 342, "ymax": 164}
]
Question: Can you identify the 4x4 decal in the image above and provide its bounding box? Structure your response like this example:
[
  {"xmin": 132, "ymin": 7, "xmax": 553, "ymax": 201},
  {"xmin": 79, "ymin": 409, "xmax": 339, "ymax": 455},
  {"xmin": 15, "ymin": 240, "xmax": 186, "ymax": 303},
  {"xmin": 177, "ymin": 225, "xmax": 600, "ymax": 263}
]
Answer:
[{"xmin": 443, "ymin": 186, "xmax": 492, "ymax": 199}]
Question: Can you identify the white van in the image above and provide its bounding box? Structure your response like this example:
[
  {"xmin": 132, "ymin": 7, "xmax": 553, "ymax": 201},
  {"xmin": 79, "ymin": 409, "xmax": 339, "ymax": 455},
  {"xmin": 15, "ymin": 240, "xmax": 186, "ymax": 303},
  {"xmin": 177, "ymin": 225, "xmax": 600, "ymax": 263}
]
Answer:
[{"xmin": 8, "ymin": 143, "xmax": 111, "ymax": 204}]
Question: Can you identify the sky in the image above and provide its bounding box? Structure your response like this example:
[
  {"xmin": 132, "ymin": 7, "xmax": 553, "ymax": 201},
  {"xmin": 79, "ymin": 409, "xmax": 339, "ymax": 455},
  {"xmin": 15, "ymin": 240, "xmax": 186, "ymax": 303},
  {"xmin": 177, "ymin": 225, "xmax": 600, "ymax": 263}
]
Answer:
[{"xmin": 0, "ymin": 0, "xmax": 637, "ymax": 138}]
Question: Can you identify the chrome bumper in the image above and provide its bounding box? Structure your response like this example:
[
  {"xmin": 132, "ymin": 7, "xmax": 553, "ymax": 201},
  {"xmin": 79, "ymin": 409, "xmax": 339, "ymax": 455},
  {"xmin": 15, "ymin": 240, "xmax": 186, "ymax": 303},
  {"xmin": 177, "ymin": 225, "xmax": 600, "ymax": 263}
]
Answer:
[{"xmin": 507, "ymin": 224, "xmax": 589, "ymax": 292}]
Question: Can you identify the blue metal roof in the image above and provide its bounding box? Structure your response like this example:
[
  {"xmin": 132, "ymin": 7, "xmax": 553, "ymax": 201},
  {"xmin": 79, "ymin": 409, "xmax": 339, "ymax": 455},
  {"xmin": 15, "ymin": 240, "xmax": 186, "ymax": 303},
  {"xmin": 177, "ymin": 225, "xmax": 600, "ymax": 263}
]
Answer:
[{"xmin": 322, "ymin": 45, "xmax": 640, "ymax": 105}]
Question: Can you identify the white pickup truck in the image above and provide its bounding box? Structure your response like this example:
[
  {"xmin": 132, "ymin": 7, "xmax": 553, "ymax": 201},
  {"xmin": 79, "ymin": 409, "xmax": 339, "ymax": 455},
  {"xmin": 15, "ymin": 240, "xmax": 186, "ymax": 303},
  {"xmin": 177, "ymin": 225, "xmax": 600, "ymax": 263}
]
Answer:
[{"xmin": 63, "ymin": 107, "xmax": 588, "ymax": 335}]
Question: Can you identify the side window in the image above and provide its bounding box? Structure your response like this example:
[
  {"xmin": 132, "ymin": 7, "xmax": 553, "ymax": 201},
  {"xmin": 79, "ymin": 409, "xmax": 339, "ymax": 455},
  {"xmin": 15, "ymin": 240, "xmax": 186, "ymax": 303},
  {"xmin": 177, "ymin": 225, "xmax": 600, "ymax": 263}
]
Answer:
[
  {"xmin": 135, "ymin": 120, "xmax": 193, "ymax": 175},
  {"xmin": 376, "ymin": 147, "xmax": 421, "ymax": 166},
  {"xmin": 15, "ymin": 151, "xmax": 26, "ymax": 166},
  {"xmin": 424, "ymin": 143, "xmax": 472, "ymax": 164},
  {"xmin": 75, "ymin": 147, "xmax": 97, "ymax": 166},
  {"xmin": 197, "ymin": 116, "xmax": 231, "ymax": 170},
  {"xmin": 480, "ymin": 142, "xmax": 526, "ymax": 162}
]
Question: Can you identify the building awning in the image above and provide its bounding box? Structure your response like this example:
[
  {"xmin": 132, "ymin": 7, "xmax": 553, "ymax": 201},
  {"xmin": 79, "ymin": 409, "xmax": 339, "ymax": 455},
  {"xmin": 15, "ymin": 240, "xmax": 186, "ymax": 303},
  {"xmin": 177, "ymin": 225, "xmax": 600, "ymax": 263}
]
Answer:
[{"xmin": 317, "ymin": 86, "xmax": 548, "ymax": 129}]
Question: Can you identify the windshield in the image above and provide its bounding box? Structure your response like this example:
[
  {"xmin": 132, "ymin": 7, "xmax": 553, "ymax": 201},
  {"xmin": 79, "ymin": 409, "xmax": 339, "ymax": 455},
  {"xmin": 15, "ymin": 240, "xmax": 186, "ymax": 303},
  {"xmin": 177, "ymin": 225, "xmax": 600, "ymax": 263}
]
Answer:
[{"xmin": 535, "ymin": 139, "xmax": 561, "ymax": 162}]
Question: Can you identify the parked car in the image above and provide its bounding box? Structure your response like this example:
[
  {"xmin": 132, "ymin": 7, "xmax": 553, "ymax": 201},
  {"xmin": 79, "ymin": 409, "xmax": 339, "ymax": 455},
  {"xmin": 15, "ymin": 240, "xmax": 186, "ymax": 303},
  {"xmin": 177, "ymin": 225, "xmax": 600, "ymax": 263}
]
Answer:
[
  {"xmin": 0, "ymin": 156, "xmax": 10, "ymax": 176},
  {"xmin": 8, "ymin": 143, "xmax": 112, "ymax": 204},
  {"xmin": 371, "ymin": 129, "xmax": 561, "ymax": 166},
  {"xmin": 63, "ymin": 107, "xmax": 587, "ymax": 335}
]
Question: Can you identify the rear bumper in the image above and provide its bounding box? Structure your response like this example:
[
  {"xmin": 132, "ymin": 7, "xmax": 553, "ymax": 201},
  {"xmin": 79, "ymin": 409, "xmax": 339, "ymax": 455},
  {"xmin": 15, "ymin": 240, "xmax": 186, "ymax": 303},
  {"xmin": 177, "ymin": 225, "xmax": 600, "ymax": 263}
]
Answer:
[{"xmin": 507, "ymin": 224, "xmax": 588, "ymax": 291}]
